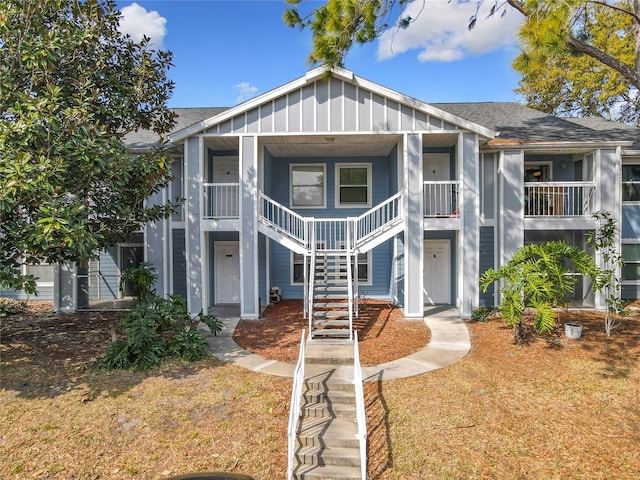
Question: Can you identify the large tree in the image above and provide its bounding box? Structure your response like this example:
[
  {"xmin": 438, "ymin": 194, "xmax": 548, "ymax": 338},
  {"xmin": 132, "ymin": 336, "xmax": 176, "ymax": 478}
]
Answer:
[
  {"xmin": 0, "ymin": 0, "xmax": 176, "ymax": 294},
  {"xmin": 513, "ymin": 0, "xmax": 640, "ymax": 125},
  {"xmin": 284, "ymin": 0, "xmax": 640, "ymax": 121}
]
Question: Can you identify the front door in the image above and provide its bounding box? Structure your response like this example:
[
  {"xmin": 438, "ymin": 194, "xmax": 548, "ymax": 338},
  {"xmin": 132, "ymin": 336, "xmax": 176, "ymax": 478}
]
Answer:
[
  {"xmin": 424, "ymin": 240, "xmax": 451, "ymax": 305},
  {"xmin": 214, "ymin": 242, "xmax": 240, "ymax": 304}
]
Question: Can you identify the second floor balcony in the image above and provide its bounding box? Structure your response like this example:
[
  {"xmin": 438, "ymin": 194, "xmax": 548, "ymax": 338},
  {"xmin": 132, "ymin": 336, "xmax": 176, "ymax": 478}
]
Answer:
[
  {"xmin": 524, "ymin": 182, "xmax": 595, "ymax": 217},
  {"xmin": 201, "ymin": 180, "xmax": 598, "ymax": 227}
]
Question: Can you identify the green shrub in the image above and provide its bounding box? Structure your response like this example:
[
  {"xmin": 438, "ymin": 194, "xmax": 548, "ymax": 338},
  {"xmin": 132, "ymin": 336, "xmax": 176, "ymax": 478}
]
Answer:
[
  {"xmin": 0, "ymin": 298, "xmax": 26, "ymax": 317},
  {"xmin": 171, "ymin": 325, "xmax": 209, "ymax": 361},
  {"xmin": 119, "ymin": 262, "xmax": 158, "ymax": 300},
  {"xmin": 197, "ymin": 311, "xmax": 223, "ymax": 336},
  {"xmin": 471, "ymin": 306, "xmax": 494, "ymax": 322},
  {"xmin": 100, "ymin": 294, "xmax": 212, "ymax": 370}
]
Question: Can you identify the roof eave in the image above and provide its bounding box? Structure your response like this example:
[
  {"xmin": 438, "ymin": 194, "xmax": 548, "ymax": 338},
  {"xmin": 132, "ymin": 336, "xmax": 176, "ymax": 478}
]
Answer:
[{"xmin": 483, "ymin": 139, "xmax": 635, "ymax": 151}]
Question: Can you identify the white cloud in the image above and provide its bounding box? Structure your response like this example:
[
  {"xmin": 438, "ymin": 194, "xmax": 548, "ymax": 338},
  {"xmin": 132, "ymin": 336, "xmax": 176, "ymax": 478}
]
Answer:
[
  {"xmin": 234, "ymin": 82, "xmax": 259, "ymax": 104},
  {"xmin": 377, "ymin": 1, "xmax": 522, "ymax": 62},
  {"xmin": 119, "ymin": 3, "xmax": 167, "ymax": 49}
]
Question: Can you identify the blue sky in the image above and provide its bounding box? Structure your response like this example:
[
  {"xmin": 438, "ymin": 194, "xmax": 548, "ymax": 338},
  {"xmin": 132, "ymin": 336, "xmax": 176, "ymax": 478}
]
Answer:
[{"xmin": 116, "ymin": 1, "xmax": 525, "ymax": 108}]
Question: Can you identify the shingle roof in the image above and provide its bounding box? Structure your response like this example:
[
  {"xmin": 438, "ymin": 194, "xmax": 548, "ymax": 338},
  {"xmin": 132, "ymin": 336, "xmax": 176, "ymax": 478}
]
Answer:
[
  {"xmin": 123, "ymin": 107, "xmax": 228, "ymax": 149},
  {"xmin": 124, "ymin": 103, "xmax": 638, "ymax": 151},
  {"xmin": 432, "ymin": 102, "xmax": 639, "ymax": 149}
]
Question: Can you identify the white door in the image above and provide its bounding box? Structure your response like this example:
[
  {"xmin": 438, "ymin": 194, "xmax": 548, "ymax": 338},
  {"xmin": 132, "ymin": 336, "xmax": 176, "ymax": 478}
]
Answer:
[
  {"xmin": 215, "ymin": 242, "xmax": 240, "ymax": 304},
  {"xmin": 424, "ymin": 240, "xmax": 451, "ymax": 305}
]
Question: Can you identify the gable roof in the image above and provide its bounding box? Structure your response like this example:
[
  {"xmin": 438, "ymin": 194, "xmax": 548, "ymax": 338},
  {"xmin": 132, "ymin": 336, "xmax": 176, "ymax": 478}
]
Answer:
[
  {"xmin": 433, "ymin": 102, "xmax": 639, "ymax": 150},
  {"xmin": 168, "ymin": 67, "xmax": 497, "ymax": 142}
]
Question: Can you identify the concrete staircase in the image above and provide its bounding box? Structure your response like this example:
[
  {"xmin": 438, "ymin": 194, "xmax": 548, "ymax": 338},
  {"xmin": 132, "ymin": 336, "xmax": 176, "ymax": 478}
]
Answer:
[
  {"xmin": 311, "ymin": 253, "xmax": 354, "ymax": 340},
  {"xmin": 292, "ymin": 343, "xmax": 364, "ymax": 480}
]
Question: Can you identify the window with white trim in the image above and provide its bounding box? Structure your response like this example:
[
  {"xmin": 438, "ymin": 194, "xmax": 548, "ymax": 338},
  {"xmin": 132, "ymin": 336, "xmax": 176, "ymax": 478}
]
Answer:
[
  {"xmin": 622, "ymin": 164, "xmax": 640, "ymax": 202},
  {"xmin": 290, "ymin": 164, "xmax": 326, "ymax": 208},
  {"xmin": 622, "ymin": 243, "xmax": 640, "ymax": 282},
  {"xmin": 335, "ymin": 163, "xmax": 371, "ymax": 207},
  {"xmin": 291, "ymin": 249, "xmax": 370, "ymax": 285},
  {"xmin": 24, "ymin": 263, "xmax": 54, "ymax": 286}
]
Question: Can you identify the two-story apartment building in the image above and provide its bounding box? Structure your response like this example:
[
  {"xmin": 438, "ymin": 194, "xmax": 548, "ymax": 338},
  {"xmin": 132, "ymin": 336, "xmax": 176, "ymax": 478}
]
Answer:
[{"xmin": 5, "ymin": 68, "xmax": 639, "ymax": 323}]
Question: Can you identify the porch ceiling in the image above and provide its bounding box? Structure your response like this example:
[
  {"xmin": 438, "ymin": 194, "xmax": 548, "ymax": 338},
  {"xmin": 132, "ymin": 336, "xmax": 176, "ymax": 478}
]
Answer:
[{"xmin": 262, "ymin": 134, "xmax": 400, "ymax": 158}]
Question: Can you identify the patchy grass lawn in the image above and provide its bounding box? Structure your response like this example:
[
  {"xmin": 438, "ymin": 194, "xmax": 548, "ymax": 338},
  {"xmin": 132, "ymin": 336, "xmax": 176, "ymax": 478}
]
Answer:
[{"xmin": 1, "ymin": 301, "xmax": 639, "ymax": 479}]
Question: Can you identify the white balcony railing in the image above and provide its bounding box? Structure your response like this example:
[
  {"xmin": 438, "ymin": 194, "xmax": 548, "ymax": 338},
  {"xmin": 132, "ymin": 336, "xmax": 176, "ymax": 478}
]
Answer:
[
  {"xmin": 204, "ymin": 183, "xmax": 239, "ymax": 218},
  {"xmin": 423, "ymin": 181, "xmax": 460, "ymax": 217},
  {"xmin": 524, "ymin": 182, "xmax": 595, "ymax": 217}
]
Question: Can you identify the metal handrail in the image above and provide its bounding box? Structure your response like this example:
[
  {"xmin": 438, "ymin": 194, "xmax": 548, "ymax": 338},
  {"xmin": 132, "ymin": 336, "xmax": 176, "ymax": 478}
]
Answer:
[
  {"xmin": 203, "ymin": 182, "xmax": 240, "ymax": 218},
  {"xmin": 287, "ymin": 329, "xmax": 306, "ymax": 480},
  {"xmin": 524, "ymin": 181, "xmax": 596, "ymax": 217},
  {"xmin": 423, "ymin": 180, "xmax": 460, "ymax": 218},
  {"xmin": 353, "ymin": 331, "xmax": 367, "ymax": 479},
  {"xmin": 346, "ymin": 221, "xmax": 354, "ymax": 341},
  {"xmin": 354, "ymin": 191, "xmax": 403, "ymax": 245},
  {"xmin": 260, "ymin": 192, "xmax": 309, "ymax": 248},
  {"xmin": 308, "ymin": 222, "xmax": 316, "ymax": 336}
]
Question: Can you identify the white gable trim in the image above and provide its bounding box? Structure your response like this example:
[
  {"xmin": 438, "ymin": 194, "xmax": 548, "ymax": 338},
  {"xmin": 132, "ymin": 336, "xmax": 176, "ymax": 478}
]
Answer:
[{"xmin": 169, "ymin": 66, "xmax": 497, "ymax": 143}]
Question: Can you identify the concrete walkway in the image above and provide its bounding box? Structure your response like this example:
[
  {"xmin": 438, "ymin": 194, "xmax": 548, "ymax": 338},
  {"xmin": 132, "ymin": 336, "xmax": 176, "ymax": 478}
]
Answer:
[{"xmin": 205, "ymin": 305, "xmax": 471, "ymax": 380}]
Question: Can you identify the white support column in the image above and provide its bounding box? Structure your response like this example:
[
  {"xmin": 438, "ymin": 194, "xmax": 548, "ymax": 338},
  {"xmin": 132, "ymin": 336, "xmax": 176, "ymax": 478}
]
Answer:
[
  {"xmin": 499, "ymin": 149, "xmax": 525, "ymax": 266},
  {"xmin": 240, "ymin": 135, "xmax": 259, "ymax": 318},
  {"xmin": 403, "ymin": 133, "xmax": 424, "ymax": 318},
  {"xmin": 593, "ymin": 148, "xmax": 621, "ymax": 309},
  {"xmin": 185, "ymin": 137, "xmax": 204, "ymax": 315},
  {"xmin": 145, "ymin": 187, "xmax": 168, "ymax": 298},
  {"xmin": 55, "ymin": 263, "xmax": 77, "ymax": 312},
  {"xmin": 458, "ymin": 133, "xmax": 480, "ymax": 317}
]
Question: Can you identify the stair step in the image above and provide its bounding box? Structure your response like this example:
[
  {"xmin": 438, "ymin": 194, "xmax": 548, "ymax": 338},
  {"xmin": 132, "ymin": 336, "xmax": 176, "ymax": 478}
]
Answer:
[
  {"xmin": 313, "ymin": 278, "xmax": 349, "ymax": 285},
  {"xmin": 313, "ymin": 311, "xmax": 349, "ymax": 319},
  {"xmin": 313, "ymin": 302, "xmax": 349, "ymax": 308},
  {"xmin": 311, "ymin": 329, "xmax": 352, "ymax": 339},
  {"xmin": 292, "ymin": 463, "xmax": 362, "ymax": 480},
  {"xmin": 303, "ymin": 388, "xmax": 356, "ymax": 405},
  {"xmin": 295, "ymin": 445, "xmax": 361, "ymax": 468},
  {"xmin": 297, "ymin": 417, "xmax": 359, "ymax": 449},
  {"xmin": 301, "ymin": 401, "xmax": 356, "ymax": 419},
  {"xmin": 313, "ymin": 294, "xmax": 349, "ymax": 300},
  {"xmin": 313, "ymin": 285, "xmax": 349, "ymax": 292},
  {"xmin": 312, "ymin": 319, "xmax": 350, "ymax": 328}
]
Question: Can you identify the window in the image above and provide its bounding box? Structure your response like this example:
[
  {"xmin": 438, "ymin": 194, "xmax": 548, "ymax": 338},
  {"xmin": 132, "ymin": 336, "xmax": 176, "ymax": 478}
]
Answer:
[
  {"xmin": 25, "ymin": 263, "xmax": 54, "ymax": 286},
  {"xmin": 622, "ymin": 164, "xmax": 640, "ymax": 202},
  {"xmin": 622, "ymin": 243, "xmax": 640, "ymax": 282},
  {"xmin": 292, "ymin": 252, "xmax": 307, "ymax": 285},
  {"xmin": 291, "ymin": 249, "xmax": 370, "ymax": 285},
  {"xmin": 336, "ymin": 163, "xmax": 371, "ymax": 207},
  {"xmin": 290, "ymin": 164, "xmax": 326, "ymax": 208}
]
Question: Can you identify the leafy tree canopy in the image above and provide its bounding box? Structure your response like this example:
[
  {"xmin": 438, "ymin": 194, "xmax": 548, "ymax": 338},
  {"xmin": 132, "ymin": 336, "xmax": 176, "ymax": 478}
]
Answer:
[
  {"xmin": 514, "ymin": 0, "xmax": 640, "ymax": 125},
  {"xmin": 0, "ymin": 0, "xmax": 177, "ymax": 294},
  {"xmin": 284, "ymin": 0, "xmax": 640, "ymax": 123}
]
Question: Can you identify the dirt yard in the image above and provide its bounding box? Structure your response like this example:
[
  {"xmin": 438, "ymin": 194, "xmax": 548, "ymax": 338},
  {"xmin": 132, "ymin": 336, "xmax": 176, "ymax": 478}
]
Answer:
[{"xmin": 1, "ymin": 300, "xmax": 639, "ymax": 479}]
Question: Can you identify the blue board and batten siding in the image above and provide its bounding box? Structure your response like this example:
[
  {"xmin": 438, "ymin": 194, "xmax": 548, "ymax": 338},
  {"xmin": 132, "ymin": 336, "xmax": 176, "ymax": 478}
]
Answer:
[
  {"xmin": 479, "ymin": 227, "xmax": 495, "ymax": 307},
  {"xmin": 266, "ymin": 153, "xmax": 395, "ymax": 299}
]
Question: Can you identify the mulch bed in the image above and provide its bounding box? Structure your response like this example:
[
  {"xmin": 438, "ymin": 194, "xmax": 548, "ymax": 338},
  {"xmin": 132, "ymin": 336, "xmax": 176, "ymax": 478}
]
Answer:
[{"xmin": 233, "ymin": 299, "xmax": 431, "ymax": 366}]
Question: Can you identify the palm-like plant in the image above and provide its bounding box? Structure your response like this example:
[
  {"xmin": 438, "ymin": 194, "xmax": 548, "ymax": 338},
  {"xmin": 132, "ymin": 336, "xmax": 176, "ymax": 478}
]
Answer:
[{"xmin": 480, "ymin": 241, "xmax": 599, "ymax": 343}]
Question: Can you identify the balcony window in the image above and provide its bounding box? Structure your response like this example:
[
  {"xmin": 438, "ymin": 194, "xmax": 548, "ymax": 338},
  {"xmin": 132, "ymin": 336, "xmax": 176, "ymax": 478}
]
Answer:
[
  {"xmin": 622, "ymin": 243, "xmax": 640, "ymax": 282},
  {"xmin": 290, "ymin": 164, "xmax": 326, "ymax": 208},
  {"xmin": 622, "ymin": 164, "xmax": 640, "ymax": 202},
  {"xmin": 336, "ymin": 163, "xmax": 371, "ymax": 208}
]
